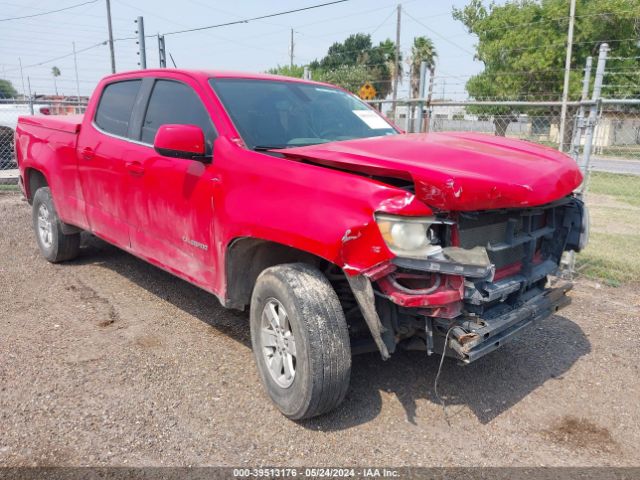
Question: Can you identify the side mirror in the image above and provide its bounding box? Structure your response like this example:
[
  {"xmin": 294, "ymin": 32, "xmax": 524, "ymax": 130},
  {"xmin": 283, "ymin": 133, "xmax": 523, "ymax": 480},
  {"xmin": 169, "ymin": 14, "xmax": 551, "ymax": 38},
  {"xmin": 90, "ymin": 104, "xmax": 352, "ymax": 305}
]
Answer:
[{"xmin": 153, "ymin": 124, "xmax": 210, "ymax": 162}]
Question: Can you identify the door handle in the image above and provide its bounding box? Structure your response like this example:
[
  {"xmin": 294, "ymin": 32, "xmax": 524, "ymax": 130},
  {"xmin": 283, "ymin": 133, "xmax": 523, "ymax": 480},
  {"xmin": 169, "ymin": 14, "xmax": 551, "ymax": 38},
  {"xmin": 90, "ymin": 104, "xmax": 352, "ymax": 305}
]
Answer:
[
  {"xmin": 81, "ymin": 147, "xmax": 94, "ymax": 161},
  {"xmin": 125, "ymin": 161, "xmax": 145, "ymax": 176}
]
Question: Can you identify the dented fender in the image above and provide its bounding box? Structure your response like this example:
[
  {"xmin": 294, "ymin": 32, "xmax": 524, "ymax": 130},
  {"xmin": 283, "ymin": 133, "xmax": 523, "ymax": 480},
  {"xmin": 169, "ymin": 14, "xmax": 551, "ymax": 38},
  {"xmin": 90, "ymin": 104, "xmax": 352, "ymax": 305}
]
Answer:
[{"xmin": 339, "ymin": 192, "xmax": 433, "ymax": 275}]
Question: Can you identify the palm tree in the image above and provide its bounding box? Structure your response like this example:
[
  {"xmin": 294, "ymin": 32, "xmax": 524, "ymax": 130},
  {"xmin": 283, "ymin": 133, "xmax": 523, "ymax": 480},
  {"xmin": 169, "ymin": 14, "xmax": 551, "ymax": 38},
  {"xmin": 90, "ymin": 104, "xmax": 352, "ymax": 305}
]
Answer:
[
  {"xmin": 410, "ymin": 36, "xmax": 437, "ymax": 98},
  {"xmin": 51, "ymin": 66, "xmax": 61, "ymax": 96},
  {"xmin": 410, "ymin": 37, "xmax": 437, "ymax": 131},
  {"xmin": 378, "ymin": 38, "xmax": 403, "ymax": 86}
]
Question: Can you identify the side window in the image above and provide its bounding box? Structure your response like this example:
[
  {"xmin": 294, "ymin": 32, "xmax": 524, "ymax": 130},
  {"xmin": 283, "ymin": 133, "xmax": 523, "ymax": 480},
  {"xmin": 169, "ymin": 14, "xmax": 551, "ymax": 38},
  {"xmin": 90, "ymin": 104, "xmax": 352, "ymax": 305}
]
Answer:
[
  {"xmin": 141, "ymin": 80, "xmax": 216, "ymax": 153},
  {"xmin": 94, "ymin": 80, "xmax": 141, "ymax": 137}
]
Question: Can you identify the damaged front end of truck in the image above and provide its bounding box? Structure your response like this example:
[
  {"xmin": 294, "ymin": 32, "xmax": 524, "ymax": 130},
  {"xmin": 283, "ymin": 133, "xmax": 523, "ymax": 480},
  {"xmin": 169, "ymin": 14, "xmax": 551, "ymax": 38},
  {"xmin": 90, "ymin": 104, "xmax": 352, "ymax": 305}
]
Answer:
[
  {"xmin": 275, "ymin": 132, "xmax": 587, "ymax": 363},
  {"xmin": 341, "ymin": 195, "xmax": 588, "ymax": 364}
]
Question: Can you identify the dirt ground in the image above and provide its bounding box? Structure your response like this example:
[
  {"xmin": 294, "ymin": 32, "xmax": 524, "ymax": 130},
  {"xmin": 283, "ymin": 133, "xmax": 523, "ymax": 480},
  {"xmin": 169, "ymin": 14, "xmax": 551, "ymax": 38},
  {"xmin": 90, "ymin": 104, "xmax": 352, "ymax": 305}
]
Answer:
[{"xmin": 1, "ymin": 190, "xmax": 639, "ymax": 467}]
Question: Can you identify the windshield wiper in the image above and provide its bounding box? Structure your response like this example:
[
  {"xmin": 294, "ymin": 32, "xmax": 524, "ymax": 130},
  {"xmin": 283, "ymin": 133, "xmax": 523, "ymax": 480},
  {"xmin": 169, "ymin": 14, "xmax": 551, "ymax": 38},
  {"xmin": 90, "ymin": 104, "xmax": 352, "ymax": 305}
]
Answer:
[
  {"xmin": 252, "ymin": 145, "xmax": 290, "ymax": 151},
  {"xmin": 253, "ymin": 142, "xmax": 329, "ymax": 152}
]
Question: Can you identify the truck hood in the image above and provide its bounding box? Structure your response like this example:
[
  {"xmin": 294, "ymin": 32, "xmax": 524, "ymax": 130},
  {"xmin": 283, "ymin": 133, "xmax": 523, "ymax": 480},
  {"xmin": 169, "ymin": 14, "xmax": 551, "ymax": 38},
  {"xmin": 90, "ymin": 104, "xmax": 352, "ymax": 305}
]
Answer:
[{"xmin": 276, "ymin": 132, "xmax": 583, "ymax": 211}]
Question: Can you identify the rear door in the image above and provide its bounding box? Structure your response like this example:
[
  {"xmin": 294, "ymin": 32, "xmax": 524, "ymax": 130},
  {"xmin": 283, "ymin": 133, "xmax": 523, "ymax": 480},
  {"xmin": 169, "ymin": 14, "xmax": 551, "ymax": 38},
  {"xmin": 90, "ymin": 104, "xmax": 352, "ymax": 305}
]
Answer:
[
  {"xmin": 77, "ymin": 79, "xmax": 145, "ymax": 247},
  {"xmin": 125, "ymin": 77, "xmax": 220, "ymax": 288}
]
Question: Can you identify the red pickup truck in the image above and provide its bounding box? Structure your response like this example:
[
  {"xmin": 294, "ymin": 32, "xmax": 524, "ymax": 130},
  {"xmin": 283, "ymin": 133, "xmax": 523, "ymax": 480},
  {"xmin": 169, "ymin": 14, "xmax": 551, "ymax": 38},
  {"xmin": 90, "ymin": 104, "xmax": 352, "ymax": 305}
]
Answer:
[{"xmin": 15, "ymin": 69, "xmax": 588, "ymax": 419}]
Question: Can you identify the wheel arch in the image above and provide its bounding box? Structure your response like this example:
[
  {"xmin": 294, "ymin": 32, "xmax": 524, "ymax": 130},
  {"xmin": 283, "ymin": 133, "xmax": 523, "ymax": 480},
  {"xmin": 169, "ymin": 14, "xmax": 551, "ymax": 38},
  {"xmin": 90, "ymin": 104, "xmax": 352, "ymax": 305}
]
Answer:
[
  {"xmin": 224, "ymin": 237, "xmax": 334, "ymax": 310},
  {"xmin": 25, "ymin": 167, "xmax": 49, "ymax": 204}
]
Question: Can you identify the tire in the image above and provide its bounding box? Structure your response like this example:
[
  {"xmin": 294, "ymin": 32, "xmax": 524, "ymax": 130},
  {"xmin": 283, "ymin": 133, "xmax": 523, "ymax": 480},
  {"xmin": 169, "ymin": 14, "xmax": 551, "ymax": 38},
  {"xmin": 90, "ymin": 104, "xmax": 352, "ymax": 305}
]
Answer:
[
  {"xmin": 250, "ymin": 263, "xmax": 351, "ymax": 420},
  {"xmin": 32, "ymin": 187, "xmax": 80, "ymax": 263}
]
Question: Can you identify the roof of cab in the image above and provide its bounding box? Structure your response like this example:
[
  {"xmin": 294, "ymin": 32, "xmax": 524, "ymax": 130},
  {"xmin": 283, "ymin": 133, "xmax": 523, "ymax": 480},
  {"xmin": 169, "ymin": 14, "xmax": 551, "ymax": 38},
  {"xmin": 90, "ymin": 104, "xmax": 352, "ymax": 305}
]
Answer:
[{"xmin": 102, "ymin": 69, "xmax": 330, "ymax": 87}]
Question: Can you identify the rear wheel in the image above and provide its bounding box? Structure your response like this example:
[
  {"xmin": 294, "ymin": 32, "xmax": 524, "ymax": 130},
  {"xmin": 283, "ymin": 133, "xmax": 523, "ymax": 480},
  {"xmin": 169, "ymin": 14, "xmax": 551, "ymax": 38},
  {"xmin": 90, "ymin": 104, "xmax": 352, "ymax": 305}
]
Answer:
[
  {"xmin": 32, "ymin": 187, "xmax": 80, "ymax": 263},
  {"xmin": 250, "ymin": 263, "xmax": 351, "ymax": 420}
]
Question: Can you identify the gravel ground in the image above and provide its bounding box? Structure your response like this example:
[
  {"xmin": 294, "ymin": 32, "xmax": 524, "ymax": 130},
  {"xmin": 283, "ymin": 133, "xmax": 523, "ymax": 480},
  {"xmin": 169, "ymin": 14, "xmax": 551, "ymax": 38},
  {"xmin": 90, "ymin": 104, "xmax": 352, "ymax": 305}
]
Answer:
[{"xmin": 1, "ymin": 190, "xmax": 639, "ymax": 467}]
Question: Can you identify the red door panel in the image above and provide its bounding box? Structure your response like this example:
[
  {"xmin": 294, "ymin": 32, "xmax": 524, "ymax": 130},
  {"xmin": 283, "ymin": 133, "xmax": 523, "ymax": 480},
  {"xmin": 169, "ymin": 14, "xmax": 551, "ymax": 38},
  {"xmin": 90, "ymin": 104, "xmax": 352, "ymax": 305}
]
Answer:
[{"xmin": 125, "ymin": 143, "xmax": 218, "ymax": 289}]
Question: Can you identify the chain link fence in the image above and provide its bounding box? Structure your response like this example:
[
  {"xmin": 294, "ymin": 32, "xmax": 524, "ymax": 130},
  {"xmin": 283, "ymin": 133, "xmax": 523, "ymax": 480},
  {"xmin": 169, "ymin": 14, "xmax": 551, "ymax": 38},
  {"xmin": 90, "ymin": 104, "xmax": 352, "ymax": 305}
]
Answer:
[
  {"xmin": 0, "ymin": 99, "xmax": 87, "ymax": 172},
  {"xmin": 374, "ymin": 96, "xmax": 640, "ymax": 284},
  {"xmin": 0, "ymin": 45, "xmax": 637, "ymax": 283}
]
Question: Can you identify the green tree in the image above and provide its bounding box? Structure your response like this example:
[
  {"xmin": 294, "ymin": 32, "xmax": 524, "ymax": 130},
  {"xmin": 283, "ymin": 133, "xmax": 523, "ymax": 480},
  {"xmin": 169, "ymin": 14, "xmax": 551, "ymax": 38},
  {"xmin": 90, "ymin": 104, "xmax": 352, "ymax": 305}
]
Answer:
[
  {"xmin": 266, "ymin": 65, "xmax": 305, "ymax": 78},
  {"xmin": 51, "ymin": 66, "xmax": 61, "ymax": 95},
  {"xmin": 313, "ymin": 64, "xmax": 370, "ymax": 94},
  {"xmin": 453, "ymin": 0, "xmax": 640, "ymax": 135},
  {"xmin": 310, "ymin": 33, "xmax": 398, "ymax": 98},
  {"xmin": 0, "ymin": 79, "xmax": 18, "ymax": 99}
]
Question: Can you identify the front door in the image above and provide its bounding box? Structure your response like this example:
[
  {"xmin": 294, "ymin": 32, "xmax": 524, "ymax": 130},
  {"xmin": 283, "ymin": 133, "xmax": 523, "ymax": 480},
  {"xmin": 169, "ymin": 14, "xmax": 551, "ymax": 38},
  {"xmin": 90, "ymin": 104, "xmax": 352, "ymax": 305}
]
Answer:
[{"xmin": 126, "ymin": 78, "xmax": 219, "ymax": 289}]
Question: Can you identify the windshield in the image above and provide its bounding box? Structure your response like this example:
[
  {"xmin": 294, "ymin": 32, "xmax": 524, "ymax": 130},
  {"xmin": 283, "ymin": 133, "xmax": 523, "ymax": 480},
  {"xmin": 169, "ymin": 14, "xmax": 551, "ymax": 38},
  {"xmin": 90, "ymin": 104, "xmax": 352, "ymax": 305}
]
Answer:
[{"xmin": 209, "ymin": 78, "xmax": 397, "ymax": 149}]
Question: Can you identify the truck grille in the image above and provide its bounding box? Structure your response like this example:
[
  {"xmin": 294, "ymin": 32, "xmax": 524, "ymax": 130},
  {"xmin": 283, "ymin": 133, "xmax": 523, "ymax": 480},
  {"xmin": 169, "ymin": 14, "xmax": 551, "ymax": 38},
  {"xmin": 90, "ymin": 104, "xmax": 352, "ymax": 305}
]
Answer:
[{"xmin": 457, "ymin": 212, "xmax": 545, "ymax": 270}]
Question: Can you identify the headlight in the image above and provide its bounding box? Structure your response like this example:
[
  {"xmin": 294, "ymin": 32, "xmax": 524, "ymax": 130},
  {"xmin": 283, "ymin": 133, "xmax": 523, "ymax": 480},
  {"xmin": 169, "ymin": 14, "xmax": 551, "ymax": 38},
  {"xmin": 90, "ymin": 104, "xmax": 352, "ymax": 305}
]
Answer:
[
  {"xmin": 578, "ymin": 204, "xmax": 590, "ymax": 251},
  {"xmin": 375, "ymin": 214, "xmax": 444, "ymax": 257}
]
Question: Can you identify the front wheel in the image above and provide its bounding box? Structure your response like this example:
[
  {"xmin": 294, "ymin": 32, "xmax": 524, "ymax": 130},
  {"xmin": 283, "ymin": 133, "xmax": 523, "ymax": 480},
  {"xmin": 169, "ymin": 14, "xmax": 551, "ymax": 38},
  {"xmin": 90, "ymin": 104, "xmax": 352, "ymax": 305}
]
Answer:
[
  {"xmin": 32, "ymin": 187, "xmax": 80, "ymax": 263},
  {"xmin": 250, "ymin": 263, "xmax": 351, "ymax": 420}
]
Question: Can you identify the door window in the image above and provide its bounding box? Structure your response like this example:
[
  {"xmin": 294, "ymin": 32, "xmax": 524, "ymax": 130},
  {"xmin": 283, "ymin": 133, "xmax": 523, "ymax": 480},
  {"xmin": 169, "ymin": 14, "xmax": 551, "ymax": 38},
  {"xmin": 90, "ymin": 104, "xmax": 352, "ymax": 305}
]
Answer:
[
  {"xmin": 94, "ymin": 80, "xmax": 142, "ymax": 137},
  {"xmin": 141, "ymin": 80, "xmax": 216, "ymax": 153}
]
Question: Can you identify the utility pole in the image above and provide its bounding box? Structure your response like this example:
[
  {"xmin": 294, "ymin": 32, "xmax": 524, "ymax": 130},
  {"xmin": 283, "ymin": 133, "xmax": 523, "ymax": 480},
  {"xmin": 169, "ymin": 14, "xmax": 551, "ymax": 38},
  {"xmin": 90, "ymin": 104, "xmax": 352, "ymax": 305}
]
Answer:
[
  {"xmin": 135, "ymin": 16, "xmax": 147, "ymax": 69},
  {"xmin": 18, "ymin": 57, "xmax": 26, "ymax": 99},
  {"xmin": 289, "ymin": 29, "xmax": 295, "ymax": 68},
  {"xmin": 105, "ymin": 0, "xmax": 116, "ymax": 73},
  {"xmin": 158, "ymin": 34, "xmax": 167, "ymax": 68},
  {"xmin": 72, "ymin": 42, "xmax": 81, "ymax": 103},
  {"xmin": 391, "ymin": 4, "xmax": 401, "ymax": 121},
  {"xmin": 558, "ymin": 0, "xmax": 576, "ymax": 152}
]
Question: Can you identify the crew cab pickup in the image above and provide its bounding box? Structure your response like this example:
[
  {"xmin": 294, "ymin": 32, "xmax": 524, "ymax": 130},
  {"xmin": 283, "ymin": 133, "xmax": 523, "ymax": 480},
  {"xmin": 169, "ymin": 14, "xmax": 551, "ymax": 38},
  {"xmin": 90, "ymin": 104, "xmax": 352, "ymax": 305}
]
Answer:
[{"xmin": 15, "ymin": 70, "xmax": 588, "ymax": 420}]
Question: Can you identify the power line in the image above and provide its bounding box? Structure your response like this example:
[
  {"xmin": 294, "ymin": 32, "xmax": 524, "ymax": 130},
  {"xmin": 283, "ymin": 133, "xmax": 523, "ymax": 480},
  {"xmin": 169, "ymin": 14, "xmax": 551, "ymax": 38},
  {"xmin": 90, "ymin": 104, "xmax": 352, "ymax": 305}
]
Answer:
[
  {"xmin": 402, "ymin": 9, "xmax": 475, "ymax": 56},
  {"xmin": 162, "ymin": 0, "xmax": 350, "ymax": 37},
  {"xmin": 0, "ymin": 0, "xmax": 98, "ymax": 22},
  {"xmin": 3, "ymin": 41, "xmax": 107, "ymax": 74}
]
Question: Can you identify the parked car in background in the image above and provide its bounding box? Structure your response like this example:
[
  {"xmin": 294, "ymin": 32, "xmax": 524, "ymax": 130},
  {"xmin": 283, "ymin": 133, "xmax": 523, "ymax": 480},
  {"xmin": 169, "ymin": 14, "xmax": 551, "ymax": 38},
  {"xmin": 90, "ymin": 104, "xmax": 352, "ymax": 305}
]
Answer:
[
  {"xmin": 0, "ymin": 102, "xmax": 49, "ymax": 168},
  {"xmin": 15, "ymin": 70, "xmax": 588, "ymax": 419}
]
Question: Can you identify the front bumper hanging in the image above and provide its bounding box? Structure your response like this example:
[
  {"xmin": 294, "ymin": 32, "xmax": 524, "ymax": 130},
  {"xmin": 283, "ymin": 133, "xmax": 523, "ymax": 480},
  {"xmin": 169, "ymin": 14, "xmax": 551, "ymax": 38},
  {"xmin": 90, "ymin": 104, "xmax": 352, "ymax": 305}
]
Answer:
[{"xmin": 442, "ymin": 282, "xmax": 573, "ymax": 363}]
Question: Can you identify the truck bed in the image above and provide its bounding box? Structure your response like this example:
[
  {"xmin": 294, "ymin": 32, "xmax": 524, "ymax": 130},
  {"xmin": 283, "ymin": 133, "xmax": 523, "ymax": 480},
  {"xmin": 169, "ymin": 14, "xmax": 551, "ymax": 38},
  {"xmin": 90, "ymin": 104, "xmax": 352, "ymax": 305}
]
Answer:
[{"xmin": 17, "ymin": 114, "xmax": 84, "ymax": 134}]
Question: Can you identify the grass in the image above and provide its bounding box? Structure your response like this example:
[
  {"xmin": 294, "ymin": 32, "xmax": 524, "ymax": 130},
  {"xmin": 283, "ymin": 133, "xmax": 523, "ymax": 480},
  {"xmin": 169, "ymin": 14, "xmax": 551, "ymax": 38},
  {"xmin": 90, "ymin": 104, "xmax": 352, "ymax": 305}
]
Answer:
[
  {"xmin": 0, "ymin": 184, "xmax": 19, "ymax": 191},
  {"xmin": 577, "ymin": 233, "xmax": 640, "ymax": 285},
  {"xmin": 577, "ymin": 172, "xmax": 640, "ymax": 284},
  {"xmin": 598, "ymin": 145, "xmax": 640, "ymax": 160},
  {"xmin": 586, "ymin": 172, "xmax": 640, "ymax": 207}
]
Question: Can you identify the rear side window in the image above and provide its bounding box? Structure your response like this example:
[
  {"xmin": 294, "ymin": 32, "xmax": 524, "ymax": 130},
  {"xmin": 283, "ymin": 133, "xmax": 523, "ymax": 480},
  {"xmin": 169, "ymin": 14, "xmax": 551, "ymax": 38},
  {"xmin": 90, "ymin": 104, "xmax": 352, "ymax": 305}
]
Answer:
[
  {"xmin": 141, "ymin": 80, "xmax": 216, "ymax": 152},
  {"xmin": 94, "ymin": 80, "xmax": 141, "ymax": 137}
]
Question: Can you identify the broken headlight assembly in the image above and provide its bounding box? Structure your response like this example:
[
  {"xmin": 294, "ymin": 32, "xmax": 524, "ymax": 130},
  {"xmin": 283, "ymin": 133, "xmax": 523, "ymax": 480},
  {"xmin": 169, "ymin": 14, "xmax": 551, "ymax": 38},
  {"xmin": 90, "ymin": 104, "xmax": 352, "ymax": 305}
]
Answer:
[{"xmin": 375, "ymin": 214, "xmax": 447, "ymax": 257}]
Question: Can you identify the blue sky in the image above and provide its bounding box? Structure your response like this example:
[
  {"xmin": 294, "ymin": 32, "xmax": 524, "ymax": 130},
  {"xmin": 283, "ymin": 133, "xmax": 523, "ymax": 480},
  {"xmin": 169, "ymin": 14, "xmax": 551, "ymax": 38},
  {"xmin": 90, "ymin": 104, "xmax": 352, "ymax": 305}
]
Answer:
[{"xmin": 0, "ymin": 0, "xmax": 491, "ymax": 98}]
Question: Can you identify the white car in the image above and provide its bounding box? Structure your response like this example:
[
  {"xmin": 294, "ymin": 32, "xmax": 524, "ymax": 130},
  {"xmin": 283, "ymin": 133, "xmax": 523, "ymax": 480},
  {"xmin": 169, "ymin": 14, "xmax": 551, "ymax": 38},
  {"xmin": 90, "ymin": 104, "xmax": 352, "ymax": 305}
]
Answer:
[{"xmin": 0, "ymin": 103, "xmax": 49, "ymax": 168}]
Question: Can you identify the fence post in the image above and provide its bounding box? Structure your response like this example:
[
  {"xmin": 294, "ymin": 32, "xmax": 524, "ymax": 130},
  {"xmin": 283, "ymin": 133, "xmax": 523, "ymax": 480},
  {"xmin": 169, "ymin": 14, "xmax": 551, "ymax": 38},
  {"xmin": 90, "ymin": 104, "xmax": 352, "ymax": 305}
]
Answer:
[
  {"xmin": 414, "ymin": 61, "xmax": 427, "ymax": 134},
  {"xmin": 563, "ymin": 44, "xmax": 606, "ymax": 276},
  {"xmin": 579, "ymin": 43, "xmax": 608, "ymax": 190},
  {"xmin": 569, "ymin": 56, "xmax": 592, "ymax": 160}
]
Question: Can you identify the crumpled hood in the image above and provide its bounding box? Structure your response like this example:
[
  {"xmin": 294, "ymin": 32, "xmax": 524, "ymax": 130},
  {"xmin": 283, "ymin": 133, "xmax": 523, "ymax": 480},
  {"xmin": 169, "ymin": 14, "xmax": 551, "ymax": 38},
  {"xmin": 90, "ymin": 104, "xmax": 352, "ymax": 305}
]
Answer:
[{"xmin": 276, "ymin": 132, "xmax": 583, "ymax": 211}]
